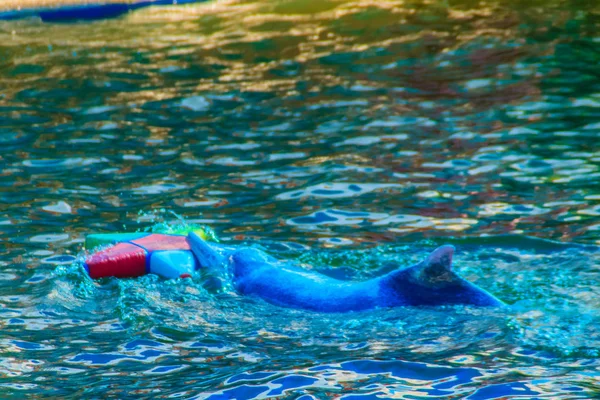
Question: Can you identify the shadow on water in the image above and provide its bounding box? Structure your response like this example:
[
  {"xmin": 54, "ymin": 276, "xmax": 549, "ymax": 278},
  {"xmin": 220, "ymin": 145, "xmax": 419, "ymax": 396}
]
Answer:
[{"xmin": 0, "ymin": 0, "xmax": 600, "ymax": 398}]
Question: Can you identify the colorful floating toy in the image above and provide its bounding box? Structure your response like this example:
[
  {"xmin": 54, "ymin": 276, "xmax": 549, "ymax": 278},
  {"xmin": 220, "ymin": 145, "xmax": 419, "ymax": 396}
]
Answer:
[{"xmin": 84, "ymin": 230, "xmax": 209, "ymax": 279}]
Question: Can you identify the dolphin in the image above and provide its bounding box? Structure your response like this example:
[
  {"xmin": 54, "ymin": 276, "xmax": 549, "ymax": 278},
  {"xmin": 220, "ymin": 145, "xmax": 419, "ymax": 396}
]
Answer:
[{"xmin": 187, "ymin": 232, "xmax": 504, "ymax": 312}]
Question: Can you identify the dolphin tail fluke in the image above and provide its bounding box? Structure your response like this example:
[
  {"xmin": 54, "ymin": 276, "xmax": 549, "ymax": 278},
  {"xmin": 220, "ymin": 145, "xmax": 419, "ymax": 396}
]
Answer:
[{"xmin": 187, "ymin": 232, "xmax": 228, "ymax": 268}]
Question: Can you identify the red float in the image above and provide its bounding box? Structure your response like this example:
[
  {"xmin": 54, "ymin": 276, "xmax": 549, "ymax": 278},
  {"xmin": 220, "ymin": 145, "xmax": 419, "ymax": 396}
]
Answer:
[
  {"xmin": 85, "ymin": 242, "xmax": 147, "ymax": 279},
  {"xmin": 130, "ymin": 233, "xmax": 190, "ymax": 252}
]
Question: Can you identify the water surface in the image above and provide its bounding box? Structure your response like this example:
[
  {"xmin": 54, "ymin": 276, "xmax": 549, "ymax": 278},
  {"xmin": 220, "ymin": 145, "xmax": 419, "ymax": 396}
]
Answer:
[{"xmin": 0, "ymin": 0, "xmax": 600, "ymax": 398}]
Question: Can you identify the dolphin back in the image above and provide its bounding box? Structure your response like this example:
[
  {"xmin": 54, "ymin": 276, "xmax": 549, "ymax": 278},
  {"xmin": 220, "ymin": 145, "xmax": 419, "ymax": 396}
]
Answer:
[
  {"xmin": 188, "ymin": 233, "xmax": 504, "ymax": 311},
  {"xmin": 231, "ymin": 248, "xmax": 383, "ymax": 312}
]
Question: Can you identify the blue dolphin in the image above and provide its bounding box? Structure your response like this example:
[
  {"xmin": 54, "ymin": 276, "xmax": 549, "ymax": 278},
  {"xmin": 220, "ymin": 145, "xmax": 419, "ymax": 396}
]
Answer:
[{"xmin": 187, "ymin": 233, "xmax": 504, "ymax": 312}]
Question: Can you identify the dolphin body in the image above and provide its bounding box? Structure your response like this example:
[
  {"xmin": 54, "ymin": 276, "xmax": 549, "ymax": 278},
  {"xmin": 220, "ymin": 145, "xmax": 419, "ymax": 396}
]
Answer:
[{"xmin": 187, "ymin": 233, "xmax": 504, "ymax": 312}]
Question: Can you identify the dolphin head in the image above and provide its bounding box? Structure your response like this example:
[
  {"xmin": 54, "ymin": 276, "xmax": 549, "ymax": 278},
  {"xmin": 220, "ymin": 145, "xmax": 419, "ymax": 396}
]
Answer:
[{"xmin": 384, "ymin": 245, "xmax": 504, "ymax": 307}]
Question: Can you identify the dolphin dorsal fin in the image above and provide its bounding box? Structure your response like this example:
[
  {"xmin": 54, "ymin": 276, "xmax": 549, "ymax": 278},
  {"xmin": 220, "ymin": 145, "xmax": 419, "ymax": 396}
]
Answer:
[{"xmin": 415, "ymin": 245, "xmax": 456, "ymax": 285}]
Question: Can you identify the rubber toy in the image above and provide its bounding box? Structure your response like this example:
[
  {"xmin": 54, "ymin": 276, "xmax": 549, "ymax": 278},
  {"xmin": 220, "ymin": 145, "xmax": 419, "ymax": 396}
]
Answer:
[
  {"xmin": 186, "ymin": 233, "xmax": 505, "ymax": 311},
  {"xmin": 84, "ymin": 230, "xmax": 209, "ymax": 279}
]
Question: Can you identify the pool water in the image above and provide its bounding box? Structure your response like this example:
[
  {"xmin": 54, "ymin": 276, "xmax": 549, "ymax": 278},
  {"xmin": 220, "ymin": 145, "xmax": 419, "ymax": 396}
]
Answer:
[{"xmin": 1, "ymin": 0, "xmax": 600, "ymax": 398}]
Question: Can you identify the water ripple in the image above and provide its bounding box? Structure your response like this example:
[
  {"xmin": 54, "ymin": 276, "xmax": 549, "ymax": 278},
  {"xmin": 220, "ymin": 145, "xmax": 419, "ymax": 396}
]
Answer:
[{"xmin": 1, "ymin": 0, "xmax": 600, "ymax": 397}]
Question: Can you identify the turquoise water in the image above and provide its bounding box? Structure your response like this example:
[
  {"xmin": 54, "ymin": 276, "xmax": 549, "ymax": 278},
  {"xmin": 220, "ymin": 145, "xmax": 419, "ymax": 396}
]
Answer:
[{"xmin": 1, "ymin": 0, "xmax": 600, "ymax": 397}]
